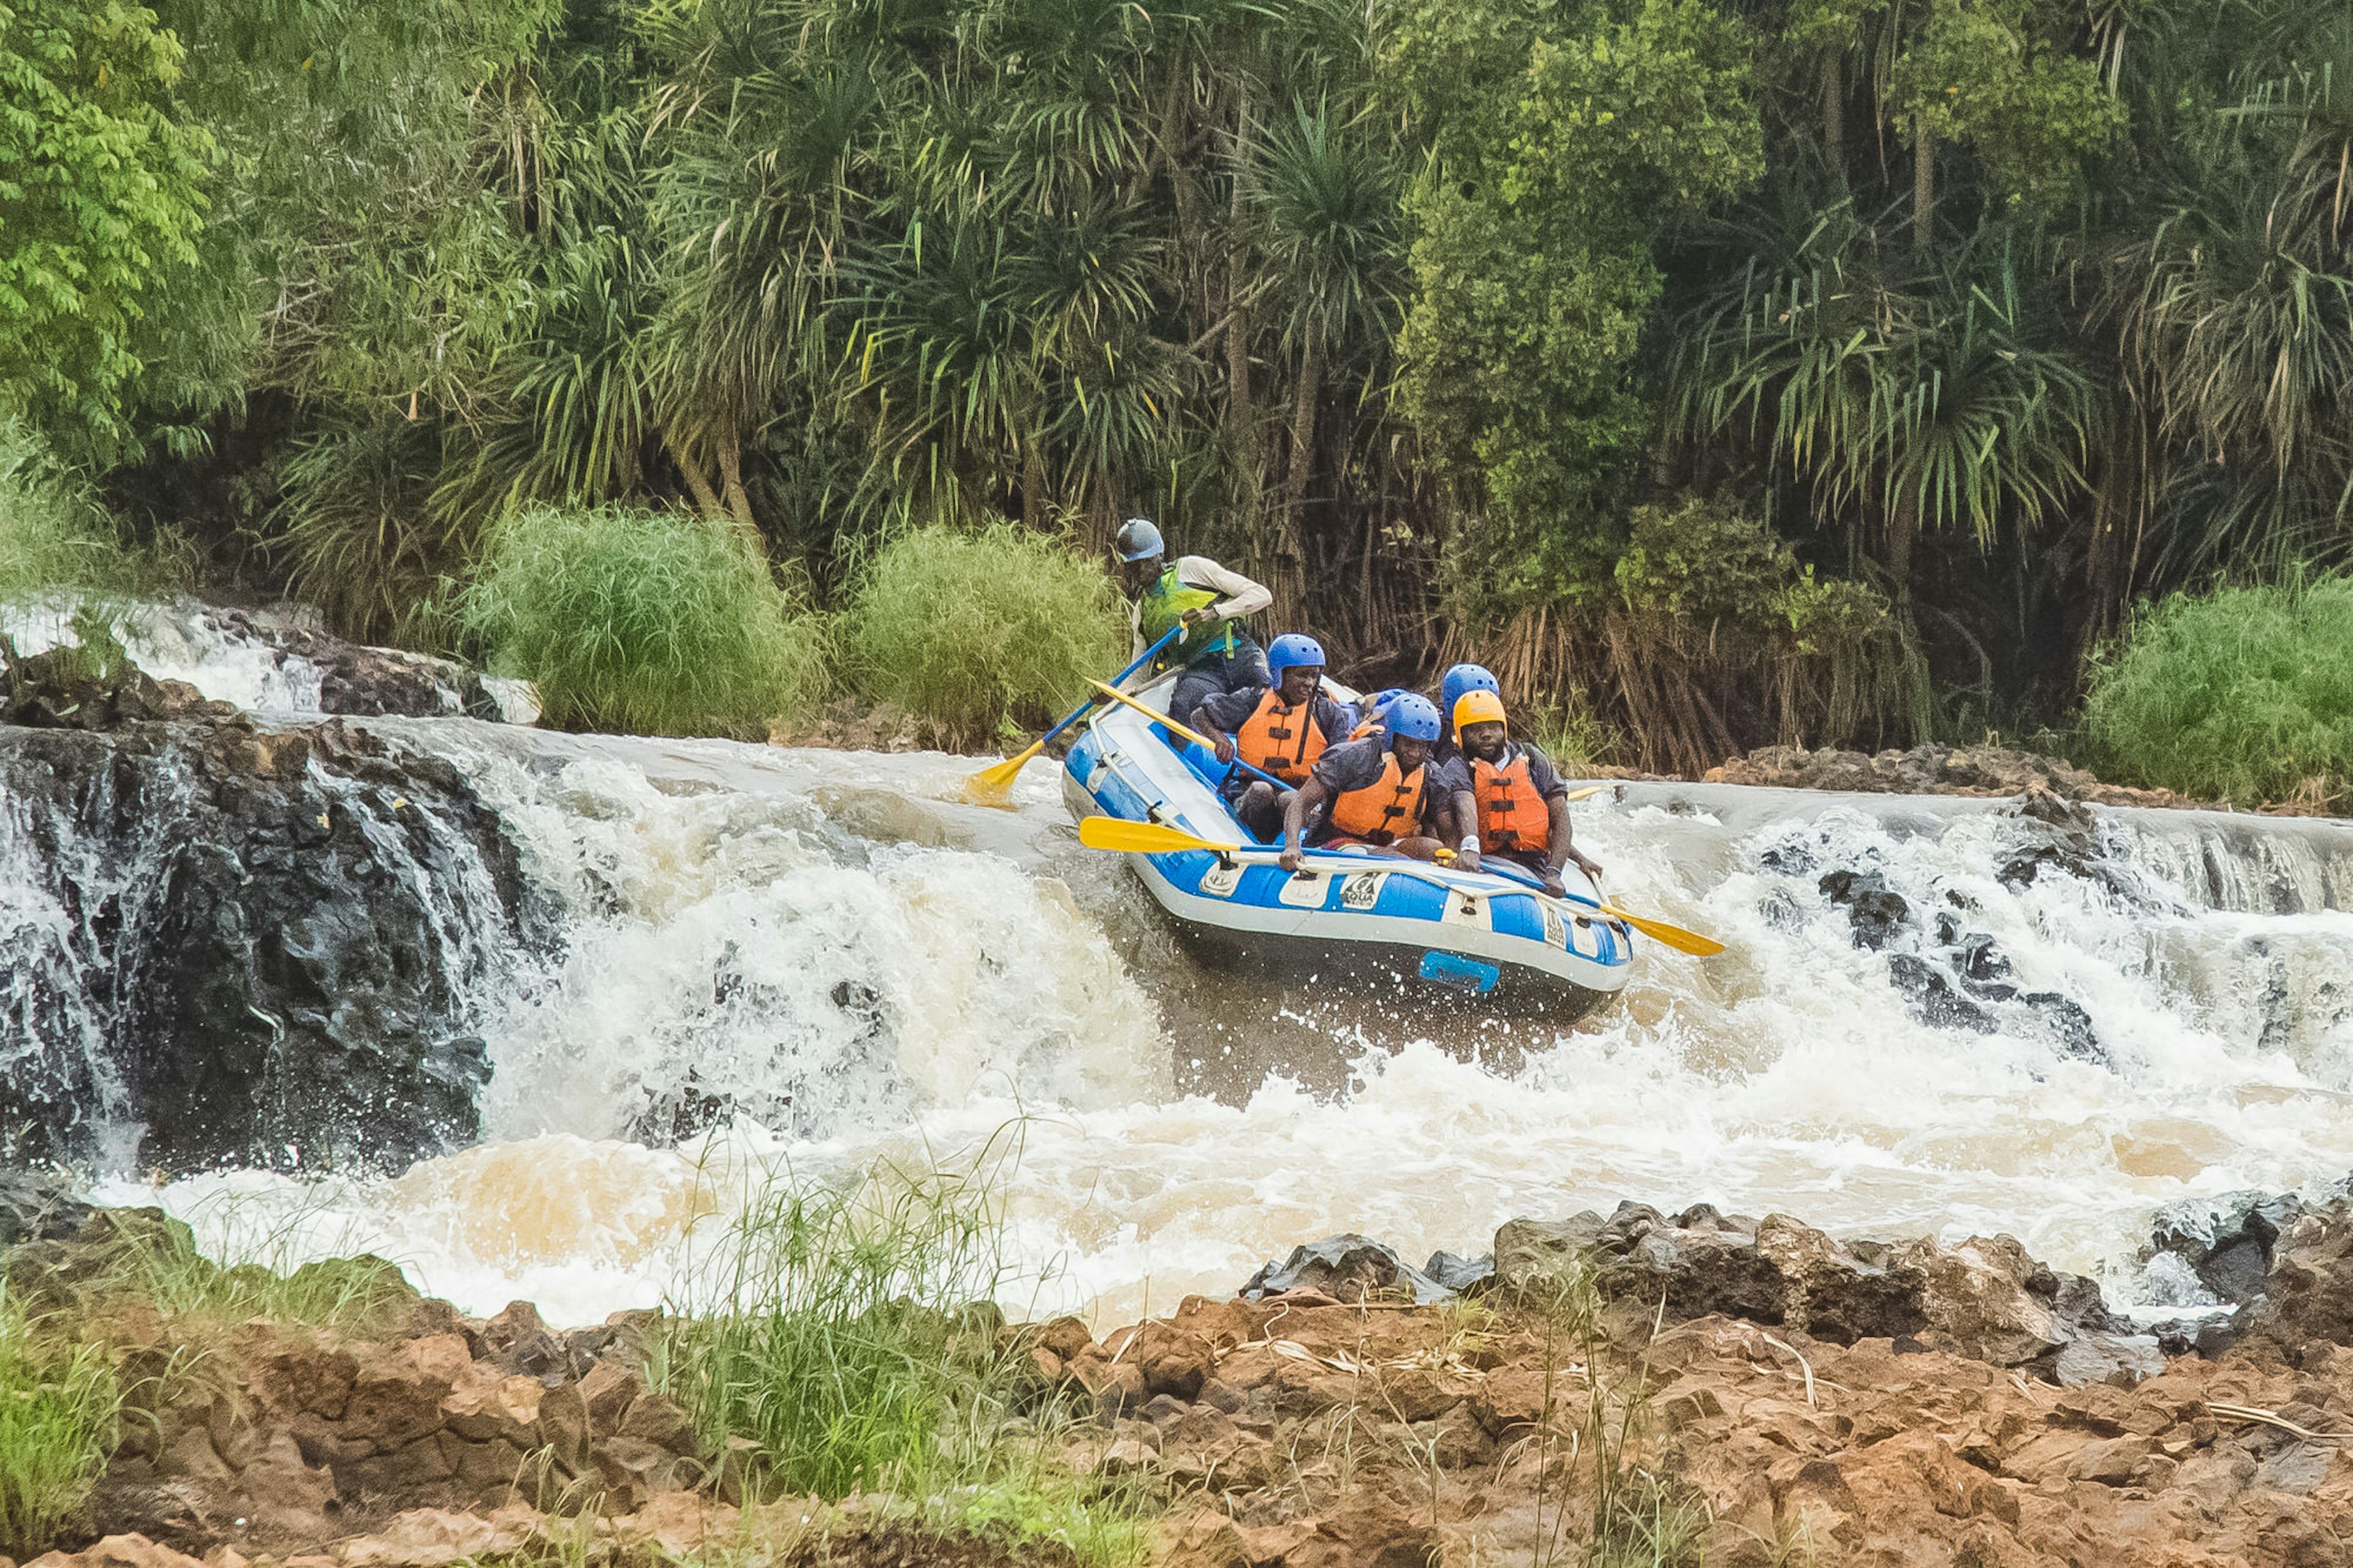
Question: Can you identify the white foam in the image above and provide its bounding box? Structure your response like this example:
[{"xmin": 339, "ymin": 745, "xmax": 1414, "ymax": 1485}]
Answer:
[{"xmin": 96, "ymin": 735, "xmax": 2353, "ymax": 1327}]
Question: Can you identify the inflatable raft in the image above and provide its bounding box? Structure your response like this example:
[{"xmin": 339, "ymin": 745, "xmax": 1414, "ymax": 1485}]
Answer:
[{"xmin": 1060, "ymin": 673, "xmax": 1634, "ymax": 1018}]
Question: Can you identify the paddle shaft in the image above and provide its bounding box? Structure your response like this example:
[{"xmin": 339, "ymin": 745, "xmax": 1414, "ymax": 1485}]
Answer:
[
  {"xmin": 1037, "ymin": 627, "xmax": 1183, "ymax": 749},
  {"xmin": 1085, "ymin": 680, "xmax": 1297, "ymax": 793}
]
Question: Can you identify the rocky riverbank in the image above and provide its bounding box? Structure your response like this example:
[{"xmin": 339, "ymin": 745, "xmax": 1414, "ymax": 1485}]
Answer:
[{"xmin": 6, "ymin": 1177, "xmax": 2352, "ymax": 1568}]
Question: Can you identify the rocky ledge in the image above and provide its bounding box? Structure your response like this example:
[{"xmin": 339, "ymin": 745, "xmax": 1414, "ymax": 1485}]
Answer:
[
  {"xmin": 9, "ymin": 1182, "xmax": 2353, "ymax": 1568},
  {"xmin": 1705, "ymin": 742, "xmax": 2202, "ymax": 811},
  {"xmin": 1, "ymin": 643, "xmax": 540, "ymax": 1173}
]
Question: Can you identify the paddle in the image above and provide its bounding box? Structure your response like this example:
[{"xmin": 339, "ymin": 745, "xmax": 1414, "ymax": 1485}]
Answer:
[
  {"xmin": 963, "ymin": 626, "xmax": 1185, "ymax": 805},
  {"xmin": 1077, "ymin": 816, "xmax": 1725, "ymax": 957},
  {"xmin": 1084, "ymin": 679, "xmax": 1299, "ymax": 793}
]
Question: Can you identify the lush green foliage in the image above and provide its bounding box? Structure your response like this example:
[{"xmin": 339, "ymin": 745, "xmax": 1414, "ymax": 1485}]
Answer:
[
  {"xmin": 455, "ymin": 504, "xmax": 830, "ymax": 738},
  {"xmin": 0, "ymin": 1287, "xmax": 119, "ymax": 1557},
  {"xmin": 2083, "ymin": 577, "xmax": 2353, "ymax": 805},
  {"xmin": 0, "ymin": 0, "xmax": 209, "ymax": 447},
  {"xmin": 13, "ymin": 0, "xmax": 2353, "ymax": 793},
  {"xmin": 838, "ymin": 523, "xmax": 1126, "ymax": 748}
]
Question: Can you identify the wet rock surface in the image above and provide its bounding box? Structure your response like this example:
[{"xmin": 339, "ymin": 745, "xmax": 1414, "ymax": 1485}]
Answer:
[
  {"xmin": 1493, "ymin": 1203, "xmax": 2129, "ymax": 1373},
  {"xmin": 0, "ymin": 706, "xmax": 537, "ymax": 1173},
  {"xmin": 1706, "ymin": 741, "xmax": 2200, "ymax": 808},
  {"xmin": 198, "ymin": 607, "xmax": 509, "ymax": 721}
]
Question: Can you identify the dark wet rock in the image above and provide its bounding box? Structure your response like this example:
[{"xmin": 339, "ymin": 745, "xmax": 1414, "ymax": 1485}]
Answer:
[
  {"xmin": 1241, "ymin": 1235, "xmax": 1455, "ymax": 1305},
  {"xmin": 1955, "ymin": 933, "xmax": 2010, "ymax": 985},
  {"xmin": 1493, "ymin": 1202, "xmax": 2124, "ymax": 1369},
  {"xmin": 205, "ymin": 607, "xmax": 507, "ymax": 720},
  {"xmin": 2023, "ymin": 991, "xmax": 2104, "ymax": 1061},
  {"xmin": 2151, "ymin": 1189, "xmax": 2313, "ymax": 1306},
  {"xmin": 0, "ymin": 1168, "xmax": 94, "ymax": 1248},
  {"xmin": 3, "ymin": 626, "xmax": 239, "ymax": 729},
  {"xmin": 1888, "ymin": 954, "xmax": 1996, "ymax": 1032},
  {"xmin": 0, "ymin": 716, "xmax": 539, "ymax": 1173},
  {"xmin": 2241, "ymin": 1200, "xmax": 2353, "ymax": 1361},
  {"xmin": 1819, "ymin": 869, "xmax": 1911, "ymax": 949},
  {"xmin": 1422, "ymin": 1251, "xmax": 1493, "ymax": 1295},
  {"xmin": 1704, "ymin": 742, "xmax": 2193, "ymax": 809}
]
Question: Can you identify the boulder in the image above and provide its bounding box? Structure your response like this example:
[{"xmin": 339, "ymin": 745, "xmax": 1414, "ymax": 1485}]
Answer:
[
  {"xmin": 0, "ymin": 714, "xmax": 539, "ymax": 1172},
  {"xmin": 0, "ymin": 1169, "xmax": 93, "ymax": 1247},
  {"xmin": 1703, "ymin": 742, "xmax": 2192, "ymax": 810},
  {"xmin": 1491, "ymin": 1202, "xmax": 2123, "ymax": 1368},
  {"xmin": 1817, "ymin": 869, "xmax": 1911, "ymax": 950},
  {"xmin": 2240, "ymin": 1192, "xmax": 2353, "ymax": 1360},
  {"xmin": 2150, "ymin": 1187, "xmax": 2314, "ymax": 1306},
  {"xmin": 1240, "ymin": 1235, "xmax": 1453, "ymax": 1305}
]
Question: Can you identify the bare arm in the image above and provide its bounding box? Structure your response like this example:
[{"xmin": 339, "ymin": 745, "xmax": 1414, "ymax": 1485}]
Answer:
[
  {"xmin": 1281, "ymin": 778, "xmax": 1332, "ymax": 870},
  {"xmin": 1548, "ymin": 794, "xmax": 1600, "ymax": 885},
  {"xmin": 1447, "ymin": 790, "xmax": 1480, "ymax": 870},
  {"xmin": 1192, "ymin": 706, "xmax": 1237, "ymax": 763}
]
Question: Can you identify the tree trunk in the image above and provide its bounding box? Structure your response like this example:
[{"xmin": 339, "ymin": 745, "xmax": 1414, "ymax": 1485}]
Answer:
[
  {"xmin": 1283, "ymin": 342, "xmax": 1321, "ymax": 520},
  {"xmin": 715, "ymin": 435, "xmax": 752, "ymax": 534},
  {"xmin": 1224, "ymin": 93, "xmax": 1262, "ymax": 506},
  {"xmin": 1912, "ymin": 120, "xmax": 1934, "ymax": 260},
  {"xmin": 1888, "ymin": 483, "xmax": 1918, "ymax": 602},
  {"xmin": 1824, "ymin": 55, "xmax": 1844, "ymax": 171},
  {"xmin": 675, "ymin": 444, "xmax": 725, "ymax": 520}
]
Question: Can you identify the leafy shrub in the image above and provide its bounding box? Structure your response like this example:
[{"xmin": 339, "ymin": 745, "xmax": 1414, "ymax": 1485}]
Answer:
[
  {"xmin": 0, "ymin": 1288, "xmax": 119, "ymax": 1557},
  {"xmin": 836, "ymin": 522, "xmax": 1126, "ymax": 749},
  {"xmin": 455, "ymin": 504, "xmax": 830, "ymax": 738},
  {"xmin": 2082, "ymin": 576, "xmax": 2353, "ymax": 806}
]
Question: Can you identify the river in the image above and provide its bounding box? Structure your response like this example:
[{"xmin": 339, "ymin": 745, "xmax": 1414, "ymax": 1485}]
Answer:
[{"xmin": 12, "ymin": 602, "xmax": 2353, "ymax": 1326}]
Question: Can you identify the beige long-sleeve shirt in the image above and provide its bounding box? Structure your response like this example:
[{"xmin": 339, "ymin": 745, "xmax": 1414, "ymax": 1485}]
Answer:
[{"xmin": 1128, "ymin": 555, "xmax": 1274, "ymax": 657}]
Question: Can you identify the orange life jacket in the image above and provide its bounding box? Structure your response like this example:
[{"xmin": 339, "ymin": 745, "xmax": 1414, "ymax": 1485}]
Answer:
[
  {"xmin": 1326, "ymin": 749, "xmax": 1427, "ymax": 845},
  {"xmin": 1235, "ymin": 687, "xmax": 1331, "ymax": 786},
  {"xmin": 1471, "ymin": 749, "xmax": 1550, "ymax": 852}
]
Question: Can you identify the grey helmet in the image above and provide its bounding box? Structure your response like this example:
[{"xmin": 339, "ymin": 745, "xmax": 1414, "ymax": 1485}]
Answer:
[{"xmin": 1115, "ymin": 517, "xmax": 1164, "ymax": 562}]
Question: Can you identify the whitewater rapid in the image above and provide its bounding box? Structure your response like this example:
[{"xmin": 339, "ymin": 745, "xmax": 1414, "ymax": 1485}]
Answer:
[{"xmin": 30, "ymin": 611, "xmax": 2353, "ymax": 1327}]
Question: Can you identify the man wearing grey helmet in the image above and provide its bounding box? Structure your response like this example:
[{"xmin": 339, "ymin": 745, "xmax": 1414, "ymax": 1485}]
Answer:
[{"xmin": 1112, "ymin": 517, "xmax": 1274, "ymax": 722}]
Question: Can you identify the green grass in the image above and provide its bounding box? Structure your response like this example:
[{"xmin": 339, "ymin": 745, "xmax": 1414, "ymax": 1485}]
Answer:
[
  {"xmin": 0, "ymin": 419, "xmax": 181, "ymax": 608},
  {"xmin": 656, "ymin": 1135, "xmax": 1145, "ymax": 1566},
  {"xmin": 2081, "ymin": 574, "xmax": 2353, "ymax": 807},
  {"xmin": 72, "ymin": 1201, "xmax": 419, "ymax": 1335},
  {"xmin": 0, "ymin": 1285, "xmax": 120, "ymax": 1558},
  {"xmin": 836, "ymin": 521, "xmax": 1126, "ymax": 751},
  {"xmin": 453, "ymin": 503, "xmax": 830, "ymax": 738}
]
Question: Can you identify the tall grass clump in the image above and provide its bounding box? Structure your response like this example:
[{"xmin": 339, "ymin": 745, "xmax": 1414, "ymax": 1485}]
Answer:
[
  {"xmin": 0, "ymin": 1286, "xmax": 119, "ymax": 1557},
  {"xmin": 454, "ymin": 504, "xmax": 830, "ymax": 738},
  {"xmin": 0, "ymin": 420, "xmax": 164, "ymax": 605},
  {"xmin": 836, "ymin": 521, "xmax": 1126, "ymax": 749},
  {"xmin": 2081, "ymin": 575, "xmax": 2353, "ymax": 807},
  {"xmin": 657, "ymin": 1139, "xmax": 1145, "ymax": 1564}
]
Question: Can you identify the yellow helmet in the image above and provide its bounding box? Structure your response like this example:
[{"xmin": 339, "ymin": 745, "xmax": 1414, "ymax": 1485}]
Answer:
[{"xmin": 1452, "ymin": 689, "xmax": 1507, "ymax": 732}]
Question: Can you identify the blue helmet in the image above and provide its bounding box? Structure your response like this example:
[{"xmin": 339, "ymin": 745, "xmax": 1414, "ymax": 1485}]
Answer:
[
  {"xmin": 1266, "ymin": 633, "xmax": 1327, "ymax": 679},
  {"xmin": 1385, "ymin": 692, "xmax": 1442, "ymax": 742},
  {"xmin": 1364, "ymin": 687, "xmax": 1410, "ymax": 718},
  {"xmin": 1115, "ymin": 517, "xmax": 1164, "ymax": 562},
  {"xmin": 1440, "ymin": 663, "xmax": 1500, "ymax": 713}
]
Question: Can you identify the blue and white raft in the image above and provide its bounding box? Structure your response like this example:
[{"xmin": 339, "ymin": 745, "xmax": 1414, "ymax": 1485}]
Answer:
[{"xmin": 1060, "ymin": 673, "xmax": 1635, "ymax": 1018}]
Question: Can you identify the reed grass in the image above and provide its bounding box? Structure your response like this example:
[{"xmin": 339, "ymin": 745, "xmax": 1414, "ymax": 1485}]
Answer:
[
  {"xmin": 656, "ymin": 1135, "xmax": 1145, "ymax": 1565},
  {"xmin": 2081, "ymin": 574, "xmax": 2353, "ymax": 807},
  {"xmin": 0, "ymin": 1285, "xmax": 120, "ymax": 1558},
  {"xmin": 454, "ymin": 504, "xmax": 831, "ymax": 739},
  {"xmin": 836, "ymin": 521, "xmax": 1126, "ymax": 750}
]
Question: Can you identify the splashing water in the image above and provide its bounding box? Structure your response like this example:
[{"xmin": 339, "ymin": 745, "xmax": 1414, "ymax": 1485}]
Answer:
[{"xmin": 32, "ymin": 610, "xmax": 2353, "ymax": 1325}]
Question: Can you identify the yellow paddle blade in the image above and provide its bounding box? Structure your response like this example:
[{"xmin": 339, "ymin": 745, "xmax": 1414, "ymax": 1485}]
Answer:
[
  {"xmin": 1563, "ymin": 784, "xmax": 1609, "ymax": 803},
  {"xmin": 1597, "ymin": 903, "xmax": 1725, "ymax": 957},
  {"xmin": 1076, "ymin": 816, "xmax": 1240, "ymax": 855},
  {"xmin": 961, "ymin": 738, "xmax": 1043, "ymax": 806}
]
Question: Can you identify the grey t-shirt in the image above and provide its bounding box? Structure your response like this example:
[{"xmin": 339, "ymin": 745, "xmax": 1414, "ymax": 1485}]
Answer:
[{"xmin": 1303, "ymin": 737, "xmax": 1430, "ymax": 839}]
